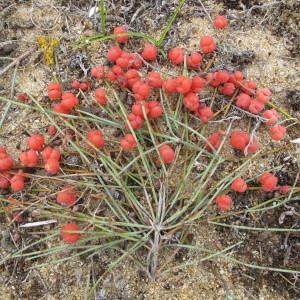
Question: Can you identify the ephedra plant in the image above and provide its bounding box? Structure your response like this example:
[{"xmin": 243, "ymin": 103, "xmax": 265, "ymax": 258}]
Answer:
[{"xmin": 0, "ymin": 14, "xmax": 299, "ymax": 296}]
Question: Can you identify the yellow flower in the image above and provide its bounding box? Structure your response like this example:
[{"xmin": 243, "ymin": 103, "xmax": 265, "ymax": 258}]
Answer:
[{"xmin": 37, "ymin": 36, "xmax": 59, "ymax": 65}]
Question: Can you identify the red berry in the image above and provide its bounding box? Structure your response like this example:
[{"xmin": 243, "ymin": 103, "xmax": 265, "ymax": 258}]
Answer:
[
  {"xmin": 219, "ymin": 82, "xmax": 235, "ymax": 95},
  {"xmin": 215, "ymin": 71, "xmax": 230, "ymax": 84},
  {"xmin": 48, "ymin": 83, "xmax": 62, "ymax": 100},
  {"xmin": 61, "ymin": 92, "xmax": 79, "ymax": 110},
  {"xmin": 48, "ymin": 83, "xmax": 62, "ymax": 91},
  {"xmin": 71, "ymin": 80, "xmax": 81, "ymax": 89},
  {"xmin": 183, "ymin": 93, "xmax": 200, "ymax": 111},
  {"xmin": 236, "ymin": 93, "xmax": 251, "ymax": 110},
  {"xmin": 229, "ymin": 71, "xmax": 244, "ymax": 86},
  {"xmin": 191, "ymin": 76, "xmax": 206, "ymax": 93},
  {"xmin": 187, "ymin": 52, "xmax": 202, "ymax": 69},
  {"xmin": 200, "ymin": 36, "xmax": 216, "ymax": 54},
  {"xmin": 116, "ymin": 51, "xmax": 131, "ymax": 69},
  {"xmin": 148, "ymin": 101, "xmax": 163, "ymax": 119},
  {"xmin": 53, "ymin": 103, "xmax": 71, "ymax": 114},
  {"xmin": 249, "ymin": 100, "xmax": 264, "ymax": 114},
  {"xmin": 113, "ymin": 26, "xmax": 128, "ymax": 43},
  {"xmin": 168, "ymin": 48, "xmax": 184, "ymax": 65},
  {"xmin": 95, "ymin": 88, "xmax": 107, "ymax": 105},
  {"xmin": 111, "ymin": 65, "xmax": 123, "ymax": 76},
  {"xmin": 132, "ymin": 101, "xmax": 149, "ymax": 117},
  {"xmin": 16, "ymin": 93, "xmax": 29, "ymax": 102},
  {"xmin": 57, "ymin": 186, "xmax": 77, "ymax": 207},
  {"xmin": 246, "ymin": 138, "xmax": 258, "ymax": 154},
  {"xmin": 269, "ymin": 125, "xmax": 286, "ymax": 141},
  {"xmin": 129, "ymin": 53, "xmax": 143, "ymax": 69},
  {"xmin": 127, "ymin": 113, "xmax": 144, "ymax": 129},
  {"xmin": 0, "ymin": 172, "xmax": 11, "ymax": 189},
  {"xmin": 27, "ymin": 134, "xmax": 44, "ymax": 151},
  {"xmin": 142, "ymin": 43, "xmax": 157, "ymax": 61},
  {"xmin": 0, "ymin": 151, "xmax": 14, "ymax": 171},
  {"xmin": 42, "ymin": 147, "xmax": 61, "ymax": 162},
  {"xmin": 256, "ymin": 88, "xmax": 271, "ymax": 104},
  {"xmin": 60, "ymin": 223, "xmax": 80, "ymax": 244},
  {"xmin": 91, "ymin": 65, "xmax": 105, "ymax": 79},
  {"xmin": 230, "ymin": 131, "xmax": 249, "ymax": 151},
  {"xmin": 231, "ymin": 178, "xmax": 247, "ymax": 193},
  {"xmin": 106, "ymin": 70, "xmax": 117, "ymax": 81},
  {"xmin": 107, "ymin": 46, "xmax": 123, "ymax": 62},
  {"xmin": 10, "ymin": 171, "xmax": 25, "ymax": 192},
  {"xmin": 87, "ymin": 130, "xmax": 104, "ymax": 148},
  {"xmin": 176, "ymin": 75, "xmax": 192, "ymax": 94},
  {"xmin": 205, "ymin": 132, "xmax": 224, "ymax": 152},
  {"xmin": 196, "ymin": 105, "xmax": 213, "ymax": 123},
  {"xmin": 20, "ymin": 149, "xmax": 38, "ymax": 167},
  {"xmin": 132, "ymin": 81, "xmax": 151, "ymax": 101},
  {"xmin": 159, "ymin": 145, "xmax": 175, "ymax": 164},
  {"xmin": 259, "ymin": 172, "xmax": 278, "ymax": 192},
  {"xmin": 147, "ymin": 71, "xmax": 163, "ymax": 88},
  {"xmin": 47, "ymin": 125, "xmax": 57, "ymax": 136},
  {"xmin": 206, "ymin": 73, "xmax": 220, "ymax": 87},
  {"xmin": 120, "ymin": 134, "xmax": 137, "ymax": 150},
  {"xmin": 241, "ymin": 80, "xmax": 257, "ymax": 95},
  {"xmin": 79, "ymin": 82, "xmax": 90, "ymax": 91},
  {"xmin": 279, "ymin": 185, "xmax": 290, "ymax": 194},
  {"xmin": 215, "ymin": 195, "xmax": 232, "ymax": 210},
  {"xmin": 213, "ymin": 15, "xmax": 229, "ymax": 29},
  {"xmin": 125, "ymin": 69, "xmax": 141, "ymax": 88},
  {"xmin": 163, "ymin": 79, "xmax": 177, "ymax": 93},
  {"xmin": 45, "ymin": 158, "xmax": 60, "ymax": 174},
  {"xmin": 262, "ymin": 109, "xmax": 278, "ymax": 126}
]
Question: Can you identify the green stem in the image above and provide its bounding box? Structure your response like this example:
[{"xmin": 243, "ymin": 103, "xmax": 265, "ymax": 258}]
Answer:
[
  {"xmin": 99, "ymin": 0, "xmax": 106, "ymax": 34},
  {"xmin": 156, "ymin": 0, "xmax": 186, "ymax": 46}
]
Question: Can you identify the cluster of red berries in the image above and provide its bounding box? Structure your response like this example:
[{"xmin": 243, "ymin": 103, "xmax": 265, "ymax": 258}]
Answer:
[
  {"xmin": 0, "ymin": 133, "xmax": 62, "ymax": 192},
  {"xmin": 8, "ymin": 21, "xmax": 289, "ymax": 244},
  {"xmin": 215, "ymin": 173, "xmax": 290, "ymax": 211}
]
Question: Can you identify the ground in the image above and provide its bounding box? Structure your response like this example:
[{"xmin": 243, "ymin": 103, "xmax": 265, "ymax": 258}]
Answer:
[{"xmin": 0, "ymin": 0, "xmax": 299, "ymax": 299}]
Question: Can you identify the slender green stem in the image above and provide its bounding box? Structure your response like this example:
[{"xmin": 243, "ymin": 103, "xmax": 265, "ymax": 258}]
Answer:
[
  {"xmin": 156, "ymin": 0, "xmax": 186, "ymax": 46},
  {"xmin": 99, "ymin": 0, "xmax": 106, "ymax": 34}
]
